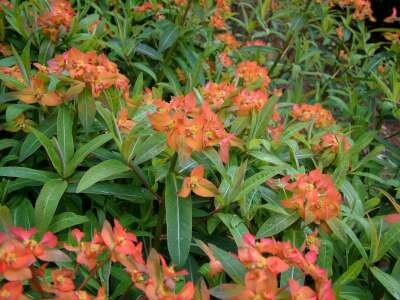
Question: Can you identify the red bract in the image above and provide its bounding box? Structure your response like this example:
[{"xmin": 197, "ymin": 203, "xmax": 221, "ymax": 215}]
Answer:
[
  {"xmin": 216, "ymin": 33, "xmax": 241, "ymax": 49},
  {"xmin": 291, "ymin": 103, "xmax": 335, "ymax": 128},
  {"xmin": 37, "ymin": 0, "xmax": 75, "ymax": 41},
  {"xmin": 0, "ymin": 281, "xmax": 27, "ymax": 300},
  {"xmin": 51, "ymin": 268, "xmax": 75, "ymax": 292},
  {"xmin": 281, "ymin": 169, "xmax": 341, "ymax": 224},
  {"xmin": 312, "ymin": 133, "xmax": 351, "ymax": 153}
]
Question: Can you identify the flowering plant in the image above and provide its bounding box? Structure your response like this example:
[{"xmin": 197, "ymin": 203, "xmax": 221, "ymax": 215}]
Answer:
[{"xmin": 0, "ymin": 0, "xmax": 400, "ymax": 299}]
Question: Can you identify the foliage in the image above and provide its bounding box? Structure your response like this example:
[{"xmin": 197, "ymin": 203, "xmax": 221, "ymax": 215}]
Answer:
[{"xmin": 0, "ymin": 0, "xmax": 400, "ymax": 299}]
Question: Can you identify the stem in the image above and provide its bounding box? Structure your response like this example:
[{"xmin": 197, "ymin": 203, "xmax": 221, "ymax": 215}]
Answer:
[
  {"xmin": 78, "ymin": 255, "xmax": 110, "ymax": 290},
  {"xmin": 128, "ymin": 162, "xmax": 163, "ymax": 204},
  {"xmin": 153, "ymin": 153, "xmax": 178, "ymax": 251}
]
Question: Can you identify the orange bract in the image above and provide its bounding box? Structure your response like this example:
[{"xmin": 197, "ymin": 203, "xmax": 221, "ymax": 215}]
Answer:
[
  {"xmin": 281, "ymin": 169, "xmax": 341, "ymax": 224},
  {"xmin": 312, "ymin": 133, "xmax": 351, "ymax": 153},
  {"xmin": 148, "ymin": 92, "xmax": 241, "ymax": 163},
  {"xmin": 291, "ymin": 103, "xmax": 335, "ymax": 128},
  {"xmin": 178, "ymin": 165, "xmax": 219, "ymax": 198},
  {"xmin": 233, "ymin": 89, "xmax": 269, "ymax": 115},
  {"xmin": 117, "ymin": 108, "xmax": 136, "ymax": 134},
  {"xmin": 201, "ymin": 81, "xmax": 236, "ymax": 109},
  {"xmin": 216, "ymin": 33, "xmax": 241, "ymax": 49},
  {"xmin": 235, "ymin": 61, "xmax": 271, "ymax": 89},
  {"xmin": 37, "ymin": 0, "xmax": 75, "ymax": 41},
  {"xmin": 34, "ymin": 48, "xmax": 131, "ymax": 101}
]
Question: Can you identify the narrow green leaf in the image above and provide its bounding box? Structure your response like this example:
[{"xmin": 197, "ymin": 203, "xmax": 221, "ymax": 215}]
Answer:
[
  {"xmin": 376, "ymin": 222, "xmax": 400, "ymax": 262},
  {"xmin": 333, "ymin": 259, "xmax": 364, "ymax": 289},
  {"xmin": 159, "ymin": 23, "xmax": 180, "ymax": 52},
  {"xmin": 51, "ymin": 212, "xmax": 89, "ymax": 233},
  {"xmin": 165, "ymin": 175, "xmax": 192, "ymax": 267},
  {"xmin": 77, "ymin": 88, "xmax": 96, "ymax": 132},
  {"xmin": 29, "ymin": 127, "xmax": 63, "ymax": 175},
  {"xmin": 57, "ymin": 105, "xmax": 74, "ymax": 163},
  {"xmin": 210, "ymin": 244, "xmax": 246, "ymax": 284},
  {"xmin": 218, "ymin": 213, "xmax": 249, "ymax": 247},
  {"xmin": 34, "ymin": 179, "xmax": 68, "ymax": 233},
  {"xmin": 370, "ymin": 267, "xmax": 400, "ymax": 299},
  {"xmin": 133, "ymin": 133, "xmax": 167, "ymax": 165},
  {"xmin": 0, "ymin": 167, "xmax": 58, "ymax": 183},
  {"xmin": 64, "ymin": 133, "xmax": 112, "ymax": 177},
  {"xmin": 76, "ymin": 159, "xmax": 130, "ymax": 193},
  {"xmin": 256, "ymin": 211, "xmax": 299, "ymax": 238}
]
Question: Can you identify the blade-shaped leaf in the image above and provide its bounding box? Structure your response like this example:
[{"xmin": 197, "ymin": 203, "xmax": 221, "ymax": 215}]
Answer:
[
  {"xmin": 256, "ymin": 211, "xmax": 299, "ymax": 238},
  {"xmin": 76, "ymin": 159, "xmax": 130, "ymax": 192},
  {"xmin": 217, "ymin": 213, "xmax": 249, "ymax": 247},
  {"xmin": 165, "ymin": 175, "xmax": 192, "ymax": 267},
  {"xmin": 34, "ymin": 179, "xmax": 68, "ymax": 233},
  {"xmin": 0, "ymin": 167, "xmax": 58, "ymax": 183},
  {"xmin": 210, "ymin": 244, "xmax": 246, "ymax": 284},
  {"xmin": 57, "ymin": 105, "xmax": 74, "ymax": 163},
  {"xmin": 370, "ymin": 267, "xmax": 400, "ymax": 299},
  {"xmin": 51, "ymin": 212, "xmax": 89, "ymax": 233}
]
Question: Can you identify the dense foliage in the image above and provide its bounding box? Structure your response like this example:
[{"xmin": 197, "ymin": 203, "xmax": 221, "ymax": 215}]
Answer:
[{"xmin": 0, "ymin": 0, "xmax": 399, "ymax": 299}]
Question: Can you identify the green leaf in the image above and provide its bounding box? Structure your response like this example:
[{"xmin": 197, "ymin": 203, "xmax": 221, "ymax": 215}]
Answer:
[
  {"xmin": 236, "ymin": 165, "xmax": 286, "ymax": 200},
  {"xmin": 218, "ymin": 213, "xmax": 249, "ymax": 247},
  {"xmin": 29, "ymin": 127, "xmax": 63, "ymax": 175},
  {"xmin": 132, "ymin": 62, "xmax": 157, "ymax": 81},
  {"xmin": 133, "ymin": 133, "xmax": 167, "ymax": 165},
  {"xmin": 76, "ymin": 159, "xmax": 130, "ymax": 192},
  {"xmin": 19, "ymin": 117, "xmax": 57, "ymax": 162},
  {"xmin": 12, "ymin": 198, "xmax": 34, "ymax": 228},
  {"xmin": 159, "ymin": 23, "xmax": 180, "ymax": 52},
  {"xmin": 34, "ymin": 179, "xmax": 68, "ymax": 233},
  {"xmin": 210, "ymin": 244, "xmax": 246, "ymax": 284},
  {"xmin": 333, "ymin": 259, "xmax": 364, "ymax": 289},
  {"xmin": 57, "ymin": 105, "xmax": 74, "ymax": 163},
  {"xmin": 370, "ymin": 267, "xmax": 400, "ymax": 299},
  {"xmin": 165, "ymin": 175, "xmax": 192, "ymax": 267},
  {"xmin": 64, "ymin": 133, "xmax": 112, "ymax": 177},
  {"xmin": 256, "ymin": 211, "xmax": 299, "ymax": 238},
  {"xmin": 51, "ymin": 212, "xmax": 89, "ymax": 233},
  {"xmin": 0, "ymin": 139, "xmax": 18, "ymax": 151},
  {"xmin": 135, "ymin": 43, "xmax": 162, "ymax": 61},
  {"xmin": 330, "ymin": 218, "xmax": 368, "ymax": 262},
  {"xmin": 316, "ymin": 239, "xmax": 333, "ymax": 276},
  {"xmin": 77, "ymin": 88, "xmax": 96, "ymax": 132},
  {"xmin": 0, "ymin": 167, "xmax": 58, "ymax": 183},
  {"xmin": 0, "ymin": 205, "xmax": 12, "ymax": 231},
  {"xmin": 376, "ymin": 222, "xmax": 400, "ymax": 262}
]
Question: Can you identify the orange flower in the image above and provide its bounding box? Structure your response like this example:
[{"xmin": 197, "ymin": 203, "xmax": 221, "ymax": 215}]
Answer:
[
  {"xmin": 233, "ymin": 89, "xmax": 269, "ymax": 115},
  {"xmin": 149, "ymin": 93, "xmax": 241, "ymax": 163},
  {"xmin": 216, "ymin": 33, "xmax": 241, "ymax": 49},
  {"xmin": 0, "ymin": 281, "xmax": 26, "ymax": 300},
  {"xmin": 281, "ymin": 169, "xmax": 341, "ymax": 224},
  {"xmin": 291, "ymin": 103, "xmax": 335, "ymax": 128},
  {"xmin": 289, "ymin": 279, "xmax": 317, "ymax": 300},
  {"xmin": 178, "ymin": 165, "xmax": 219, "ymax": 198},
  {"xmin": 218, "ymin": 51, "xmax": 233, "ymax": 67},
  {"xmin": 51, "ymin": 268, "xmax": 75, "ymax": 292},
  {"xmin": 196, "ymin": 240, "xmax": 223, "ymax": 276},
  {"xmin": 336, "ymin": 26, "xmax": 344, "ymax": 40},
  {"xmin": 101, "ymin": 220, "xmax": 143, "ymax": 264},
  {"xmin": 312, "ymin": 133, "xmax": 351, "ymax": 153},
  {"xmin": 64, "ymin": 229, "xmax": 104, "ymax": 270},
  {"xmin": 210, "ymin": 10, "xmax": 225, "ymax": 29},
  {"xmin": 16, "ymin": 76, "xmax": 63, "ymax": 106},
  {"xmin": 235, "ymin": 61, "xmax": 271, "ymax": 89},
  {"xmin": 38, "ymin": 0, "xmax": 75, "ymax": 41},
  {"xmin": 10, "ymin": 227, "xmax": 69, "ymax": 263},
  {"xmin": 201, "ymin": 81, "xmax": 236, "ymax": 109},
  {"xmin": 135, "ymin": 2, "xmax": 163, "ymax": 13},
  {"xmin": 0, "ymin": 66, "xmax": 24, "ymax": 89},
  {"xmin": 36, "ymin": 48, "xmax": 131, "ymax": 101},
  {"xmin": 175, "ymin": 0, "xmax": 187, "ymax": 6},
  {"xmin": 117, "ymin": 108, "xmax": 136, "ymax": 134},
  {"xmin": 0, "ymin": 240, "xmax": 36, "ymax": 281}
]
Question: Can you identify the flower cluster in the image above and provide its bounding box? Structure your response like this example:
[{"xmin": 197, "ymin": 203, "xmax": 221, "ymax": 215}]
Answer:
[
  {"xmin": 280, "ymin": 169, "xmax": 341, "ymax": 224},
  {"xmin": 149, "ymin": 92, "xmax": 241, "ymax": 163},
  {"xmin": 199, "ymin": 233, "xmax": 335, "ymax": 299},
  {"xmin": 327, "ymin": 0, "xmax": 375, "ymax": 21},
  {"xmin": 35, "ymin": 48, "xmax": 131, "ymax": 101},
  {"xmin": 210, "ymin": 0, "xmax": 231, "ymax": 29},
  {"xmin": 235, "ymin": 60, "xmax": 271, "ymax": 89},
  {"xmin": 37, "ymin": 0, "xmax": 75, "ymax": 41},
  {"xmin": 291, "ymin": 103, "xmax": 335, "ymax": 128},
  {"xmin": 179, "ymin": 165, "xmax": 219, "ymax": 198},
  {"xmin": 201, "ymin": 81, "xmax": 236, "ymax": 109},
  {"xmin": 135, "ymin": 1, "xmax": 163, "ymax": 13},
  {"xmin": 0, "ymin": 220, "xmax": 194, "ymax": 299},
  {"xmin": 312, "ymin": 132, "xmax": 351, "ymax": 154}
]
